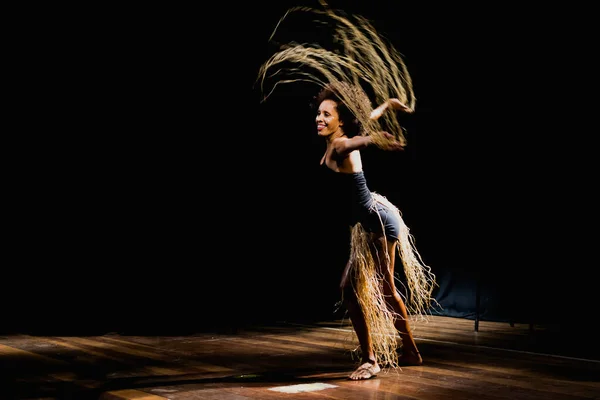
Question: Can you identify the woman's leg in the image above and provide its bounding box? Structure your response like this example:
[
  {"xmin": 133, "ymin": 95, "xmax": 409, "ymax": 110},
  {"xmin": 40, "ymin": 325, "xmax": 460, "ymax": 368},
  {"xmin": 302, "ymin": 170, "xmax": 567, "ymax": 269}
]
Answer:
[
  {"xmin": 340, "ymin": 260, "xmax": 381, "ymax": 379},
  {"xmin": 373, "ymin": 235, "xmax": 423, "ymax": 365}
]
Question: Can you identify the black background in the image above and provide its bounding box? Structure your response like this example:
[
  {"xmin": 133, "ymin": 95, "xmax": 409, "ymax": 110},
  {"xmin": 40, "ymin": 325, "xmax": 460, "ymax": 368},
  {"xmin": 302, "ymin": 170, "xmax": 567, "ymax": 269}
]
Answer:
[{"xmin": 6, "ymin": 1, "xmax": 596, "ymax": 335}]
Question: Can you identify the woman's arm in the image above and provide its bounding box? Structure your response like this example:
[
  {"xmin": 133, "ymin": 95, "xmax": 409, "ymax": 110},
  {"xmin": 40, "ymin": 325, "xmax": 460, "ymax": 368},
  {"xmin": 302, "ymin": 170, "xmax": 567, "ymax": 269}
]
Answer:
[
  {"xmin": 332, "ymin": 132, "xmax": 404, "ymax": 158},
  {"xmin": 333, "ymin": 98, "xmax": 411, "ymax": 158},
  {"xmin": 370, "ymin": 98, "xmax": 413, "ymax": 120},
  {"xmin": 332, "ymin": 136, "xmax": 372, "ymax": 158},
  {"xmin": 367, "ymin": 98, "xmax": 412, "ymax": 150}
]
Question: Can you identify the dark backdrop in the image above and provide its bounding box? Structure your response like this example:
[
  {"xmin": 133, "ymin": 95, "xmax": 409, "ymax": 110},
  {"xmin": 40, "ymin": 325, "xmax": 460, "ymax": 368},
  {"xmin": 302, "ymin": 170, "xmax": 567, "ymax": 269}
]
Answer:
[{"xmin": 6, "ymin": 1, "xmax": 596, "ymax": 335}]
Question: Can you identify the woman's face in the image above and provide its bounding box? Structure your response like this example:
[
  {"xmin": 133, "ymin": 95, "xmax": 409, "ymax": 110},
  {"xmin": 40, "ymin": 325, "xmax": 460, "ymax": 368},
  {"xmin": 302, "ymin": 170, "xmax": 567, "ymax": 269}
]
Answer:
[{"xmin": 316, "ymin": 99, "xmax": 344, "ymax": 138}]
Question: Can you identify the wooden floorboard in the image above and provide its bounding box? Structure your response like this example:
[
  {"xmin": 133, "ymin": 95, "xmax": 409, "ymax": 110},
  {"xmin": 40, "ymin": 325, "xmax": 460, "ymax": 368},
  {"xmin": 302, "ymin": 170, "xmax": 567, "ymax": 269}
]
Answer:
[{"xmin": 1, "ymin": 315, "xmax": 599, "ymax": 399}]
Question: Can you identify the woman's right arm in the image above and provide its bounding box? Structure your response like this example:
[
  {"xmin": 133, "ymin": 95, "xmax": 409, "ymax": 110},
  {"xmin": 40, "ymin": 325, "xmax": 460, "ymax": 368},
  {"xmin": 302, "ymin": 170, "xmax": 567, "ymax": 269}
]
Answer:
[{"xmin": 332, "ymin": 133, "xmax": 404, "ymax": 158}]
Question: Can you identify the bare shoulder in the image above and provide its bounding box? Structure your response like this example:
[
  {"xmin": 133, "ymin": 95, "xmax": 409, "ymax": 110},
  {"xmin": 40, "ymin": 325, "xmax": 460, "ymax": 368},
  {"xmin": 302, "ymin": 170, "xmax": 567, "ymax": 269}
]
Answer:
[
  {"xmin": 332, "ymin": 136, "xmax": 350, "ymax": 143},
  {"xmin": 331, "ymin": 136, "xmax": 349, "ymax": 149}
]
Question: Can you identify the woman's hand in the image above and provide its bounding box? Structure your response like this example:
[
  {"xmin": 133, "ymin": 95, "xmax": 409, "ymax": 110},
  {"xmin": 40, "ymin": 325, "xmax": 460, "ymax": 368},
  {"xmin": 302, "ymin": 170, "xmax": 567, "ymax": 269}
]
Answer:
[
  {"xmin": 380, "ymin": 131, "xmax": 406, "ymax": 151},
  {"xmin": 388, "ymin": 98, "xmax": 414, "ymax": 113}
]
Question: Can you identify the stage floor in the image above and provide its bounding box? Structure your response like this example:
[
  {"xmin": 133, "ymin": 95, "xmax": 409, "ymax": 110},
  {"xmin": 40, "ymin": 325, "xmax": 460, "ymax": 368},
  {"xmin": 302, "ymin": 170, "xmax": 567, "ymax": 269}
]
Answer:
[{"xmin": 1, "ymin": 315, "xmax": 599, "ymax": 399}]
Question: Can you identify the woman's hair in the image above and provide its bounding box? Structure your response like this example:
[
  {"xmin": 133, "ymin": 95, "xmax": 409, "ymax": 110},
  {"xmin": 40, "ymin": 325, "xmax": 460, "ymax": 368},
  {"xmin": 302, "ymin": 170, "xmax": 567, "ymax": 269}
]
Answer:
[
  {"xmin": 311, "ymin": 81, "xmax": 372, "ymax": 138},
  {"xmin": 258, "ymin": 3, "xmax": 415, "ymax": 147}
]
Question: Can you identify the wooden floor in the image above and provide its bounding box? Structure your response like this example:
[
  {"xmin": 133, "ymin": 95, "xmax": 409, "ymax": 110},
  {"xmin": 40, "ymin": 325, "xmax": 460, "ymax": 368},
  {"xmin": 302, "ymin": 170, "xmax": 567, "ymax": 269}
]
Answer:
[{"xmin": 1, "ymin": 315, "xmax": 599, "ymax": 399}]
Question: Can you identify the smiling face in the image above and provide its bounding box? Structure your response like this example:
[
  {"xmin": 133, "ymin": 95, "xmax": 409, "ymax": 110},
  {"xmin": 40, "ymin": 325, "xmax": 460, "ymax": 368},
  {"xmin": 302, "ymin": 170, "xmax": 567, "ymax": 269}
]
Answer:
[{"xmin": 316, "ymin": 99, "xmax": 344, "ymax": 138}]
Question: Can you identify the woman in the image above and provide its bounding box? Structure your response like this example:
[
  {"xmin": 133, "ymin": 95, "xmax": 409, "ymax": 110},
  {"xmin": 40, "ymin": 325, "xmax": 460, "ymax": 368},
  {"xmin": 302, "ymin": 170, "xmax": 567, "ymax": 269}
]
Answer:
[
  {"xmin": 256, "ymin": 2, "xmax": 436, "ymax": 381},
  {"xmin": 313, "ymin": 82, "xmax": 435, "ymax": 380}
]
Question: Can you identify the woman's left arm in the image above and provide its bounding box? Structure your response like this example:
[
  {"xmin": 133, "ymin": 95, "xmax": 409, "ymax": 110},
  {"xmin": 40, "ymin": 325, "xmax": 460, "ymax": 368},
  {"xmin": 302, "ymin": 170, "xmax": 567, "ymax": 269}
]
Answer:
[{"xmin": 370, "ymin": 98, "xmax": 413, "ymax": 120}]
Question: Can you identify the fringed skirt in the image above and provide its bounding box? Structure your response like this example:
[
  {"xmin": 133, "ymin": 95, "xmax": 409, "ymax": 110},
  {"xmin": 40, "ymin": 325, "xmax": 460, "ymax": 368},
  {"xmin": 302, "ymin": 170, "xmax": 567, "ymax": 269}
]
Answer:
[{"xmin": 346, "ymin": 192, "xmax": 437, "ymax": 367}]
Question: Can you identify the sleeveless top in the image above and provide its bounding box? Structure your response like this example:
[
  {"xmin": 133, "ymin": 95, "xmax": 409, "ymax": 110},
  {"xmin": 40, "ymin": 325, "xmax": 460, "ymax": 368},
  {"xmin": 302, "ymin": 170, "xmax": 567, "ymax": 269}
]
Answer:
[{"xmin": 322, "ymin": 167, "xmax": 401, "ymax": 240}]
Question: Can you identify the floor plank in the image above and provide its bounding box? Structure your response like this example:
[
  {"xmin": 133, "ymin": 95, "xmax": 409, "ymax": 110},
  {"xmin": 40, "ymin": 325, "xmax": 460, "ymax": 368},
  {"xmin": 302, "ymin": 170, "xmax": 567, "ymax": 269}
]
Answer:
[{"xmin": 1, "ymin": 316, "xmax": 598, "ymax": 399}]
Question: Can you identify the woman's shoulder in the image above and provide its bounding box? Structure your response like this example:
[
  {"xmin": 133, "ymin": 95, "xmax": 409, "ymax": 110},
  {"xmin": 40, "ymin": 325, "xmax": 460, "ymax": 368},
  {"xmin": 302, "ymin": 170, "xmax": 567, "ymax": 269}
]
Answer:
[{"xmin": 331, "ymin": 136, "xmax": 350, "ymax": 144}]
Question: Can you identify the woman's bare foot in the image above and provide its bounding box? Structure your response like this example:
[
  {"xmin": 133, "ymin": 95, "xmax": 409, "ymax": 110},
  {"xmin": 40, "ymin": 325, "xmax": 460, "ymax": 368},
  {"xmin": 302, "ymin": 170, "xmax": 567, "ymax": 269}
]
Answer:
[
  {"xmin": 349, "ymin": 362, "xmax": 381, "ymax": 380},
  {"xmin": 398, "ymin": 349, "xmax": 423, "ymax": 366}
]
